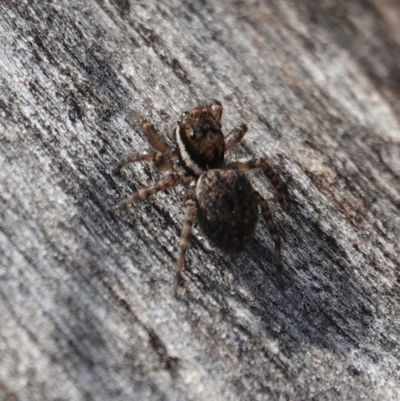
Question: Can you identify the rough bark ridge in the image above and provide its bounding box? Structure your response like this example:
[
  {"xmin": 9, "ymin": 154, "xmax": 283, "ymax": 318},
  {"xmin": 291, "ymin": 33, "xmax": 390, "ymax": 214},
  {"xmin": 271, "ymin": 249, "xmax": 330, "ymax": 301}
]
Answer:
[{"xmin": 1, "ymin": 1, "xmax": 400, "ymax": 400}]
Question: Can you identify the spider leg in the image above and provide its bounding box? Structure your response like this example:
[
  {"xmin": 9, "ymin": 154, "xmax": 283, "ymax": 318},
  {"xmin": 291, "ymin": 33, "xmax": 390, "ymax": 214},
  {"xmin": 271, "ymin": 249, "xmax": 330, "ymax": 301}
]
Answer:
[
  {"xmin": 225, "ymin": 123, "xmax": 248, "ymax": 151},
  {"xmin": 174, "ymin": 192, "xmax": 197, "ymax": 295},
  {"xmin": 230, "ymin": 157, "xmax": 288, "ymax": 211},
  {"xmin": 114, "ymin": 151, "xmax": 175, "ymax": 173},
  {"xmin": 202, "ymin": 99, "xmax": 223, "ymax": 122},
  {"xmin": 255, "ymin": 191, "xmax": 284, "ymax": 288},
  {"xmin": 110, "ymin": 173, "xmax": 191, "ymax": 213},
  {"xmin": 130, "ymin": 110, "xmax": 177, "ymax": 159}
]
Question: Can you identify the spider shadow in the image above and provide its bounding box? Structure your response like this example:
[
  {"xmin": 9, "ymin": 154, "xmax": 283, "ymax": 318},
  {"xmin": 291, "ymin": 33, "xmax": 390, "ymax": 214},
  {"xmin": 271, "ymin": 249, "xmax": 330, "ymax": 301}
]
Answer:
[{"xmin": 203, "ymin": 204, "xmax": 374, "ymax": 358}]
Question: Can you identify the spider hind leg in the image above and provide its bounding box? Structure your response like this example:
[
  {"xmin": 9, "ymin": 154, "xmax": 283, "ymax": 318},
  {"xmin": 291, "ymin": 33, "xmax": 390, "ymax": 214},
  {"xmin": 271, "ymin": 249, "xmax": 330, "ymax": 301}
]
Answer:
[
  {"xmin": 174, "ymin": 192, "xmax": 197, "ymax": 294},
  {"xmin": 255, "ymin": 191, "xmax": 284, "ymax": 288}
]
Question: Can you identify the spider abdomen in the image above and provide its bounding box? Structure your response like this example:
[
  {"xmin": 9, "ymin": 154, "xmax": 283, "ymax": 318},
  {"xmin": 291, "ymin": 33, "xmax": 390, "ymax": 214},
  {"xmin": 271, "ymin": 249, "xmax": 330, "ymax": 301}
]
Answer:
[{"xmin": 195, "ymin": 169, "xmax": 259, "ymax": 252}]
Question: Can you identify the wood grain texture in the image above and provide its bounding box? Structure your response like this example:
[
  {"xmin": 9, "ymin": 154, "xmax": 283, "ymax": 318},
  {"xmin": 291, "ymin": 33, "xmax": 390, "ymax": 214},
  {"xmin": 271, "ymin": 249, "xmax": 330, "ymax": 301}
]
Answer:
[{"xmin": 1, "ymin": 1, "xmax": 400, "ymax": 400}]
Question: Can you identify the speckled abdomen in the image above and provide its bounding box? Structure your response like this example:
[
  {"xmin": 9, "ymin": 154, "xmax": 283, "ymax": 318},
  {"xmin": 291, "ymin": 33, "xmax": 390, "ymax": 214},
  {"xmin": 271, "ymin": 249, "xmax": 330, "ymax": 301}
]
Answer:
[{"xmin": 195, "ymin": 169, "xmax": 258, "ymax": 252}]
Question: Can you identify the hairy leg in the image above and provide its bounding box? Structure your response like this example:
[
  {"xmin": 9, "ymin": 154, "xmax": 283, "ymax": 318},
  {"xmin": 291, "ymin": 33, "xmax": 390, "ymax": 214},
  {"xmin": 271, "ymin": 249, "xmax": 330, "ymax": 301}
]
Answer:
[
  {"xmin": 255, "ymin": 191, "xmax": 284, "ymax": 288},
  {"xmin": 130, "ymin": 110, "xmax": 177, "ymax": 158},
  {"xmin": 225, "ymin": 123, "xmax": 248, "ymax": 151},
  {"xmin": 230, "ymin": 157, "xmax": 288, "ymax": 211},
  {"xmin": 174, "ymin": 192, "xmax": 197, "ymax": 294},
  {"xmin": 114, "ymin": 151, "xmax": 175, "ymax": 173},
  {"xmin": 110, "ymin": 174, "xmax": 191, "ymax": 213},
  {"xmin": 203, "ymin": 99, "xmax": 223, "ymax": 123}
]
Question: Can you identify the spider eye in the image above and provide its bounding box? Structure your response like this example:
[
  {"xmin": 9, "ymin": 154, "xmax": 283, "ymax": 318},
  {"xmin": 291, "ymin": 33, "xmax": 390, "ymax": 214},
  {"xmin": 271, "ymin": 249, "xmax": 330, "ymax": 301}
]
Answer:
[{"xmin": 181, "ymin": 111, "xmax": 188, "ymax": 117}]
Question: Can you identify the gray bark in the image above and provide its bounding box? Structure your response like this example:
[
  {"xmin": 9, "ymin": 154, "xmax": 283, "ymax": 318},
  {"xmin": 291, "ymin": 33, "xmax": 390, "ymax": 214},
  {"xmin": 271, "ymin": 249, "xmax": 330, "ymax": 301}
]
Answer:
[{"xmin": 1, "ymin": 0, "xmax": 400, "ymax": 400}]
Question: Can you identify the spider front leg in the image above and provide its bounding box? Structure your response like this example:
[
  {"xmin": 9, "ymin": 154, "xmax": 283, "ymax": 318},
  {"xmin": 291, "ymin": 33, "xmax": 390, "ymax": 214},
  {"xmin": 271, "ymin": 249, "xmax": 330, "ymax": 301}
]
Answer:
[
  {"xmin": 114, "ymin": 151, "xmax": 175, "ymax": 173},
  {"xmin": 225, "ymin": 123, "xmax": 248, "ymax": 151},
  {"xmin": 203, "ymin": 99, "xmax": 223, "ymax": 122},
  {"xmin": 130, "ymin": 110, "xmax": 177, "ymax": 159},
  {"xmin": 255, "ymin": 191, "xmax": 284, "ymax": 288},
  {"xmin": 174, "ymin": 191, "xmax": 197, "ymax": 295},
  {"xmin": 230, "ymin": 157, "xmax": 289, "ymax": 211},
  {"xmin": 110, "ymin": 173, "xmax": 191, "ymax": 213}
]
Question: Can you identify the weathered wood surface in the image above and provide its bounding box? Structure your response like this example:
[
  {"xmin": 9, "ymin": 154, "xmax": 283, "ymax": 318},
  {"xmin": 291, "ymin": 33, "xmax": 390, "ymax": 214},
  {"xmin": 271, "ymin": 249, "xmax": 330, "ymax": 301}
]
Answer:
[{"xmin": 1, "ymin": 1, "xmax": 400, "ymax": 400}]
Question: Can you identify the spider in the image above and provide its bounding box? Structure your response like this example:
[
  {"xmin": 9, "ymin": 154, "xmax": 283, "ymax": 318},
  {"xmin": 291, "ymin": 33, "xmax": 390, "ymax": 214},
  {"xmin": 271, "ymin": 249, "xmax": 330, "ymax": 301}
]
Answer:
[{"xmin": 111, "ymin": 100, "xmax": 288, "ymax": 293}]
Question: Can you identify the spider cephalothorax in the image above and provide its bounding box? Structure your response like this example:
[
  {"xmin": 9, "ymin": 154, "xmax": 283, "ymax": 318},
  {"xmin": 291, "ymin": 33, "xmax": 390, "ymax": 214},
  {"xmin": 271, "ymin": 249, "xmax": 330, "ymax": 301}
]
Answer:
[
  {"xmin": 174, "ymin": 101, "xmax": 225, "ymax": 175},
  {"xmin": 112, "ymin": 100, "xmax": 288, "ymax": 293}
]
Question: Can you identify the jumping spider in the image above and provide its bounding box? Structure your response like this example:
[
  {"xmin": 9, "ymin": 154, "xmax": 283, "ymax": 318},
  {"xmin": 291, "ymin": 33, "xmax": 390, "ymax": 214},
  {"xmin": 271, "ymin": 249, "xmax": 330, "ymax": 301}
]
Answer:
[{"xmin": 111, "ymin": 100, "xmax": 288, "ymax": 293}]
